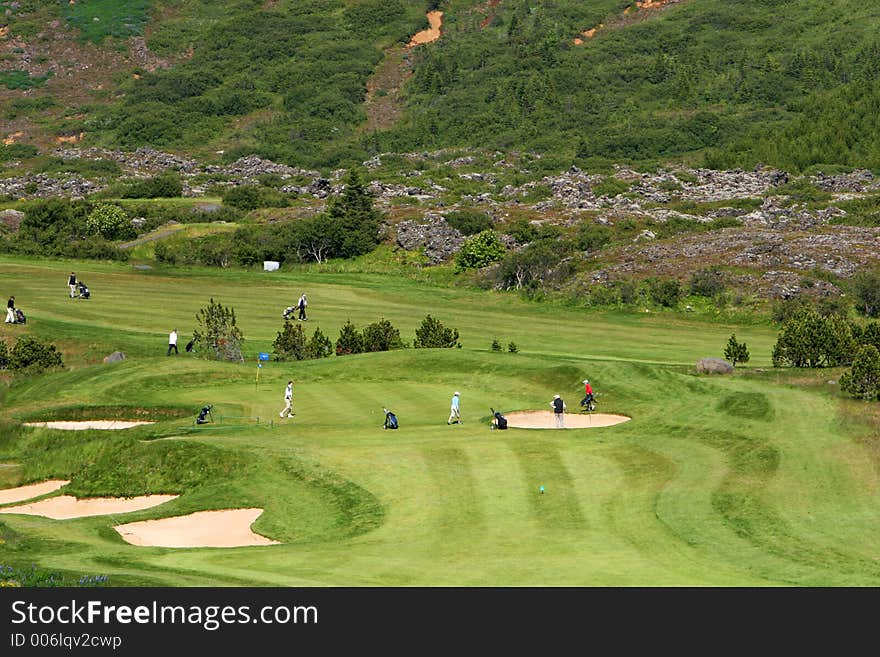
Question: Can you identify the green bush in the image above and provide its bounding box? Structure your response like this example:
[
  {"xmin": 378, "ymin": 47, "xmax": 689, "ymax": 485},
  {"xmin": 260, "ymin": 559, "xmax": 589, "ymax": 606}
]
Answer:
[
  {"xmin": 852, "ymin": 270, "xmax": 880, "ymax": 318},
  {"xmin": 335, "ymin": 320, "xmax": 364, "ymax": 356},
  {"xmin": 362, "ymin": 318, "xmax": 405, "ymax": 352},
  {"xmin": 192, "ymin": 298, "xmax": 244, "ymax": 362},
  {"xmin": 306, "ymin": 327, "xmax": 334, "ymax": 359},
  {"xmin": 839, "ymin": 345, "xmax": 880, "ymax": 401},
  {"xmin": 723, "ymin": 333, "xmax": 750, "ymax": 367},
  {"xmin": 273, "ymin": 321, "xmax": 308, "ymax": 361},
  {"xmin": 690, "ymin": 267, "xmax": 726, "ymax": 298},
  {"xmin": 444, "ymin": 210, "xmax": 493, "ymax": 236},
  {"xmin": 9, "ymin": 336, "xmax": 64, "ymax": 372},
  {"xmin": 646, "ymin": 278, "xmax": 681, "ymax": 307},
  {"xmin": 574, "ymin": 223, "xmax": 612, "ymax": 252},
  {"xmin": 86, "ymin": 204, "xmax": 135, "ymax": 241},
  {"xmin": 507, "ymin": 341, "xmax": 519, "ymax": 353},
  {"xmin": 771, "ymin": 308, "xmax": 856, "ymax": 368},
  {"xmin": 591, "ymin": 177, "xmax": 631, "ymax": 198},
  {"xmin": 491, "ymin": 338, "xmax": 502, "ymax": 352},
  {"xmin": 0, "ymin": 340, "xmax": 8, "ymax": 369},
  {"xmin": 222, "ymin": 185, "xmax": 290, "ymax": 211},
  {"xmin": 455, "ymin": 230, "xmax": 506, "ymax": 271},
  {"xmin": 414, "ymin": 315, "xmax": 460, "ymax": 349},
  {"xmin": 122, "ymin": 171, "xmax": 183, "ymax": 199},
  {"xmin": 0, "ymin": 143, "xmax": 39, "ymax": 162}
]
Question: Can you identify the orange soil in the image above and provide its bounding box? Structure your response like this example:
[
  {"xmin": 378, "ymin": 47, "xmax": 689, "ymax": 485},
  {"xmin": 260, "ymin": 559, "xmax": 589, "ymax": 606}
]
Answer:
[
  {"xmin": 407, "ymin": 11, "xmax": 443, "ymax": 47},
  {"xmin": 0, "ymin": 480, "xmax": 70, "ymax": 506},
  {"xmin": 574, "ymin": 0, "xmax": 681, "ymax": 45},
  {"xmin": 3, "ymin": 131, "xmax": 23, "ymax": 145}
]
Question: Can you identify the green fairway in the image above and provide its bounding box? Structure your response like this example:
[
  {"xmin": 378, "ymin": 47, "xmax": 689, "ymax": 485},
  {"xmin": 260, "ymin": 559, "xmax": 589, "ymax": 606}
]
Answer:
[{"xmin": 1, "ymin": 256, "xmax": 879, "ymax": 586}]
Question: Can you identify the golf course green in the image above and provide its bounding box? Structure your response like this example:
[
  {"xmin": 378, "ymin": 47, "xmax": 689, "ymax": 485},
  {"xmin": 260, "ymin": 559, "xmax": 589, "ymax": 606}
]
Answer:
[{"xmin": 1, "ymin": 255, "xmax": 879, "ymax": 586}]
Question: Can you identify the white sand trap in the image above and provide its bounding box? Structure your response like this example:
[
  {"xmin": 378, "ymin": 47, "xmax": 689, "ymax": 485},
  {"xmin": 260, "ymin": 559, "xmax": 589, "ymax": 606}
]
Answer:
[
  {"xmin": 0, "ymin": 494, "xmax": 178, "ymax": 519},
  {"xmin": 114, "ymin": 508, "xmax": 280, "ymax": 548},
  {"xmin": 0, "ymin": 480, "xmax": 70, "ymax": 506},
  {"xmin": 505, "ymin": 410, "xmax": 631, "ymax": 429},
  {"xmin": 24, "ymin": 420, "xmax": 155, "ymax": 430}
]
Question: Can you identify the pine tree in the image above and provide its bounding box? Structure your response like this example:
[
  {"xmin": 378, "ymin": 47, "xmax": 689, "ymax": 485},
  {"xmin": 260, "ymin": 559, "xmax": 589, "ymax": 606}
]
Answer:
[{"xmin": 723, "ymin": 333, "xmax": 750, "ymax": 367}]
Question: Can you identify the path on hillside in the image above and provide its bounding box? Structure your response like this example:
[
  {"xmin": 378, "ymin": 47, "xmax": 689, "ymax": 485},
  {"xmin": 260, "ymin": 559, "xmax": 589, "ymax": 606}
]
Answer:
[
  {"xmin": 574, "ymin": 0, "xmax": 686, "ymax": 44},
  {"xmin": 360, "ymin": 11, "xmax": 443, "ymax": 134}
]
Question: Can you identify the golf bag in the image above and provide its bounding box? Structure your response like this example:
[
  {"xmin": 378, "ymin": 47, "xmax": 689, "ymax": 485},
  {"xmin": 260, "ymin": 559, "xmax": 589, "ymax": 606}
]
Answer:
[
  {"xmin": 282, "ymin": 306, "xmax": 297, "ymax": 320},
  {"xmin": 196, "ymin": 404, "xmax": 213, "ymax": 425},
  {"xmin": 580, "ymin": 393, "xmax": 596, "ymax": 413},
  {"xmin": 185, "ymin": 339, "xmax": 195, "ymax": 353},
  {"xmin": 77, "ymin": 282, "xmax": 90, "ymax": 299},
  {"xmin": 384, "ymin": 411, "xmax": 398, "ymax": 430},
  {"xmin": 490, "ymin": 408, "xmax": 508, "ymax": 430},
  {"xmin": 13, "ymin": 308, "xmax": 25, "ymax": 324}
]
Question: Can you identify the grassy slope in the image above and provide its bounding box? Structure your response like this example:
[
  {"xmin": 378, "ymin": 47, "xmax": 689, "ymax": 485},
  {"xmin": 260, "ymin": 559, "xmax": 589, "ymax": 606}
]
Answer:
[{"xmin": 1, "ymin": 256, "xmax": 879, "ymax": 586}]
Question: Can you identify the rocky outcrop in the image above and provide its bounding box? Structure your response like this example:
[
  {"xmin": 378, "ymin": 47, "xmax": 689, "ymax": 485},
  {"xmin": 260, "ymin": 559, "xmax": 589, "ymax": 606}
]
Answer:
[
  {"xmin": 696, "ymin": 358, "xmax": 734, "ymax": 374},
  {"xmin": 396, "ymin": 213, "xmax": 464, "ymax": 264},
  {"xmin": 103, "ymin": 351, "xmax": 126, "ymax": 364}
]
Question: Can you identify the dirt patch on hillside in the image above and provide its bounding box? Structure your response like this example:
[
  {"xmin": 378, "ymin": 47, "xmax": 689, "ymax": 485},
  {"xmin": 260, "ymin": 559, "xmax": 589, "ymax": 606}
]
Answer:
[
  {"xmin": 407, "ymin": 11, "xmax": 443, "ymax": 47},
  {"xmin": 574, "ymin": 0, "xmax": 687, "ymax": 44},
  {"xmin": 24, "ymin": 420, "xmax": 155, "ymax": 430},
  {"xmin": 505, "ymin": 411, "xmax": 631, "ymax": 429},
  {"xmin": 115, "ymin": 508, "xmax": 279, "ymax": 548},
  {"xmin": 0, "ymin": 494, "xmax": 178, "ymax": 519},
  {"xmin": 0, "ymin": 480, "xmax": 70, "ymax": 506}
]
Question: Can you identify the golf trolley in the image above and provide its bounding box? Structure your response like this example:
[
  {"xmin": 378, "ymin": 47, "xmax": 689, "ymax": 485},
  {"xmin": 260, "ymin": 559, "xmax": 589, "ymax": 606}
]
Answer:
[{"xmin": 580, "ymin": 393, "xmax": 597, "ymax": 414}]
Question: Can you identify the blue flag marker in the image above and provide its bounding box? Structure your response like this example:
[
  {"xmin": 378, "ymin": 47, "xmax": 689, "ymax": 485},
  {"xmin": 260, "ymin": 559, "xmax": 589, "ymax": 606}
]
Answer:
[{"xmin": 258, "ymin": 352, "xmax": 270, "ymax": 361}]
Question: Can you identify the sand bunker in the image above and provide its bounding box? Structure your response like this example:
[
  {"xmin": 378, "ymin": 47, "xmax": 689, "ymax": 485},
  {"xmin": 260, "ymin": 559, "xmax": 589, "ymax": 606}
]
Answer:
[
  {"xmin": 0, "ymin": 494, "xmax": 178, "ymax": 519},
  {"xmin": 114, "ymin": 508, "xmax": 279, "ymax": 548},
  {"xmin": 505, "ymin": 411, "xmax": 631, "ymax": 429},
  {"xmin": 0, "ymin": 480, "xmax": 70, "ymax": 506},
  {"xmin": 24, "ymin": 420, "xmax": 155, "ymax": 431}
]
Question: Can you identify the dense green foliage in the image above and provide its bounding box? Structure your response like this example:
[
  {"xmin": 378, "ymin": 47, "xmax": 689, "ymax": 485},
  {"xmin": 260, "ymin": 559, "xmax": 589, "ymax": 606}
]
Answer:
[
  {"xmin": 724, "ymin": 333, "xmax": 750, "ymax": 368},
  {"xmin": 192, "ymin": 298, "xmax": 244, "ymax": 361},
  {"xmin": 413, "ymin": 314, "xmax": 460, "ymax": 349},
  {"xmin": 851, "ymin": 270, "xmax": 880, "ymax": 318},
  {"xmin": 839, "ymin": 344, "xmax": 880, "ymax": 401},
  {"xmin": 86, "ymin": 204, "xmax": 135, "ymax": 241},
  {"xmin": 273, "ymin": 321, "xmax": 333, "ymax": 361},
  {"xmin": 6, "ymin": 335, "xmax": 64, "ymax": 372},
  {"xmin": 772, "ymin": 309, "xmax": 856, "ymax": 368},
  {"xmin": 455, "ymin": 229, "xmax": 505, "ymax": 271}
]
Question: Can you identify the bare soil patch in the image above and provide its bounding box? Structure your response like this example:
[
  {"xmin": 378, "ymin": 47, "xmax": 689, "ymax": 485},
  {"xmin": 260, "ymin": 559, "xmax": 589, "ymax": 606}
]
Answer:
[
  {"xmin": 505, "ymin": 410, "xmax": 631, "ymax": 429},
  {"xmin": 114, "ymin": 508, "xmax": 279, "ymax": 548},
  {"xmin": 0, "ymin": 480, "xmax": 70, "ymax": 506},
  {"xmin": 407, "ymin": 11, "xmax": 443, "ymax": 47},
  {"xmin": 0, "ymin": 494, "xmax": 178, "ymax": 519}
]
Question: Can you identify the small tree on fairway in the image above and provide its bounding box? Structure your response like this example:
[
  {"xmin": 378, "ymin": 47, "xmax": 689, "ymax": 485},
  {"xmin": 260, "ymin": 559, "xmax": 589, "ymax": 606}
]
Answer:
[
  {"xmin": 192, "ymin": 298, "xmax": 244, "ymax": 362},
  {"xmin": 336, "ymin": 319, "xmax": 364, "ymax": 356},
  {"xmin": 414, "ymin": 315, "xmax": 460, "ymax": 348},
  {"xmin": 508, "ymin": 341, "xmax": 519, "ymax": 353},
  {"xmin": 362, "ymin": 318, "xmax": 405, "ymax": 352},
  {"xmin": 723, "ymin": 333, "xmax": 750, "ymax": 367},
  {"xmin": 306, "ymin": 327, "xmax": 333, "ymax": 359},
  {"xmin": 491, "ymin": 338, "xmax": 502, "ymax": 352},
  {"xmin": 840, "ymin": 345, "xmax": 880, "ymax": 401},
  {"xmin": 273, "ymin": 321, "xmax": 308, "ymax": 361}
]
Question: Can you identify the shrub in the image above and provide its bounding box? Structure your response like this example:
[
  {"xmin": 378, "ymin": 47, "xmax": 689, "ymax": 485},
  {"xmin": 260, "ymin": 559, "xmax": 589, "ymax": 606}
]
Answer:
[
  {"xmin": 0, "ymin": 340, "xmax": 7, "ymax": 369},
  {"xmin": 86, "ymin": 204, "xmax": 134, "ymax": 240},
  {"xmin": 852, "ymin": 270, "xmax": 880, "ymax": 318},
  {"xmin": 507, "ymin": 341, "xmax": 518, "ymax": 353},
  {"xmin": 335, "ymin": 320, "xmax": 364, "ymax": 356},
  {"xmin": 455, "ymin": 230, "xmax": 506, "ymax": 271},
  {"xmin": 839, "ymin": 345, "xmax": 880, "ymax": 401},
  {"xmin": 306, "ymin": 327, "xmax": 334, "ymax": 359},
  {"xmin": 444, "ymin": 210, "xmax": 493, "ymax": 236},
  {"xmin": 690, "ymin": 267, "xmax": 726, "ymax": 298},
  {"xmin": 192, "ymin": 298, "xmax": 244, "ymax": 361},
  {"xmin": 414, "ymin": 315, "xmax": 460, "ymax": 348},
  {"xmin": 9, "ymin": 336, "xmax": 64, "ymax": 371},
  {"xmin": 771, "ymin": 309, "xmax": 855, "ymax": 368},
  {"xmin": 646, "ymin": 278, "xmax": 681, "ymax": 307},
  {"xmin": 591, "ymin": 176, "xmax": 631, "ymax": 197},
  {"xmin": 362, "ymin": 318, "xmax": 405, "ymax": 352},
  {"xmin": 574, "ymin": 223, "xmax": 612, "ymax": 252},
  {"xmin": 491, "ymin": 338, "xmax": 502, "ymax": 352},
  {"xmin": 273, "ymin": 321, "xmax": 308, "ymax": 361},
  {"xmin": 123, "ymin": 171, "xmax": 183, "ymax": 198},
  {"xmin": 723, "ymin": 334, "xmax": 750, "ymax": 367}
]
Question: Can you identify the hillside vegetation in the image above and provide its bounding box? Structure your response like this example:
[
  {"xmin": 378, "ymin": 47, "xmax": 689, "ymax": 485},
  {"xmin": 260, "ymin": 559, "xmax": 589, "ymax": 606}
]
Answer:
[{"xmin": 2, "ymin": 0, "xmax": 880, "ymax": 170}]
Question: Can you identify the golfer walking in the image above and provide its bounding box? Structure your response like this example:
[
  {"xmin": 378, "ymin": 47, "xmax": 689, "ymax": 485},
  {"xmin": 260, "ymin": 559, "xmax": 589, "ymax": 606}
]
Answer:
[
  {"xmin": 68, "ymin": 272, "xmax": 77, "ymax": 299},
  {"xmin": 167, "ymin": 328, "xmax": 178, "ymax": 355},
  {"xmin": 448, "ymin": 391, "xmax": 461, "ymax": 424},
  {"xmin": 297, "ymin": 293, "xmax": 308, "ymax": 321},
  {"xmin": 5, "ymin": 295, "xmax": 14, "ymax": 323},
  {"xmin": 279, "ymin": 380, "xmax": 294, "ymax": 418},
  {"xmin": 550, "ymin": 394, "xmax": 566, "ymax": 428}
]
